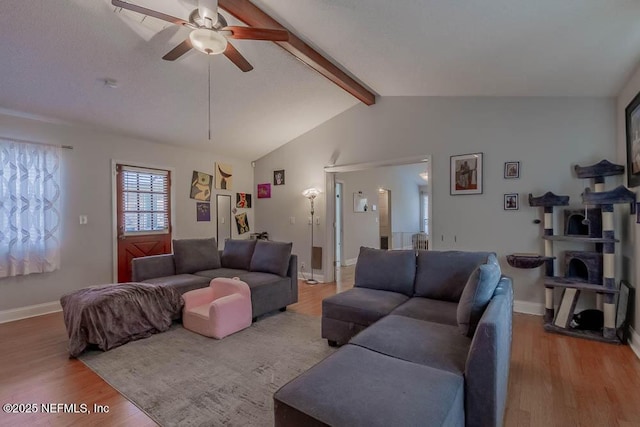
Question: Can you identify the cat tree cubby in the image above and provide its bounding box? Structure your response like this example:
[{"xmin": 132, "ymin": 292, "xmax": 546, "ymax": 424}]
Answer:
[{"xmin": 507, "ymin": 160, "xmax": 635, "ymax": 344}]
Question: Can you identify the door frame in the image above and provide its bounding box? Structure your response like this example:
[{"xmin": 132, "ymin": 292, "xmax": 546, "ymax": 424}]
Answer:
[
  {"xmin": 111, "ymin": 159, "xmax": 176, "ymax": 283},
  {"xmin": 323, "ymin": 155, "xmax": 432, "ymax": 283},
  {"xmin": 334, "ymin": 180, "xmax": 344, "ymax": 267}
]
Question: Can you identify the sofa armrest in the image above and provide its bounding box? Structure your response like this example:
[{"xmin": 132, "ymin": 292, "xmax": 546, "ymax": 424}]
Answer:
[
  {"xmin": 464, "ymin": 276, "xmax": 513, "ymax": 427},
  {"xmin": 131, "ymin": 254, "xmax": 176, "ymax": 281},
  {"xmin": 287, "ymin": 254, "xmax": 298, "ymax": 303},
  {"xmin": 182, "ymin": 287, "xmax": 215, "ymax": 311},
  {"xmin": 210, "ymin": 278, "xmax": 251, "ymax": 300}
]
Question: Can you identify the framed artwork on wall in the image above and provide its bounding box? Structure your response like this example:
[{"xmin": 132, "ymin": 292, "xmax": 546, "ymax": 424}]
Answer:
[
  {"xmin": 273, "ymin": 169, "xmax": 285, "ymax": 185},
  {"xmin": 257, "ymin": 183, "xmax": 271, "ymax": 198},
  {"xmin": 215, "ymin": 162, "xmax": 233, "ymax": 190},
  {"xmin": 196, "ymin": 202, "xmax": 211, "ymax": 221},
  {"xmin": 236, "ymin": 193, "xmax": 252, "ymax": 208},
  {"xmin": 190, "ymin": 171, "xmax": 213, "ymax": 201},
  {"xmin": 450, "ymin": 153, "xmax": 483, "ymax": 195},
  {"xmin": 504, "ymin": 193, "xmax": 519, "ymax": 210},
  {"xmin": 504, "ymin": 161, "xmax": 520, "ymax": 179},
  {"xmin": 625, "ymin": 91, "xmax": 640, "ymax": 188}
]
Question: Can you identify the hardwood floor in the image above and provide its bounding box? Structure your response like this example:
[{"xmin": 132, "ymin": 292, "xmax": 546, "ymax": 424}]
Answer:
[{"xmin": 1, "ymin": 267, "xmax": 639, "ymax": 426}]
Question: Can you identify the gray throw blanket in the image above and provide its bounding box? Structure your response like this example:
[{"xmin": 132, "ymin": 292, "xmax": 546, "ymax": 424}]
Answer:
[{"xmin": 60, "ymin": 282, "xmax": 184, "ymax": 358}]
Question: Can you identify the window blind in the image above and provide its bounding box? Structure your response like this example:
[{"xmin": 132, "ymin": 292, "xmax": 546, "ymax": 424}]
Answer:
[{"xmin": 119, "ymin": 166, "xmax": 170, "ymax": 234}]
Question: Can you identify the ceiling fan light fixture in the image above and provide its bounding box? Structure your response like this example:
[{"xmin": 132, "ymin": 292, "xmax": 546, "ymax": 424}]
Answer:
[{"xmin": 189, "ymin": 28, "xmax": 227, "ymax": 55}]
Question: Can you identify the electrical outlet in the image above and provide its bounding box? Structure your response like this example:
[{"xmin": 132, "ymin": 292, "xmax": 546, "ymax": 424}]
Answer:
[{"xmin": 300, "ymin": 262, "xmax": 306, "ymax": 270}]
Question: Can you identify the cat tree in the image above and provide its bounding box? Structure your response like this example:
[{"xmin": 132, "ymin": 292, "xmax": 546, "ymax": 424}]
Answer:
[{"xmin": 508, "ymin": 160, "xmax": 635, "ymax": 343}]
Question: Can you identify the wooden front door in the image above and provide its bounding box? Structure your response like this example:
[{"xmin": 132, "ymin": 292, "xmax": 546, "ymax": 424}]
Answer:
[{"xmin": 116, "ymin": 164, "xmax": 172, "ymax": 282}]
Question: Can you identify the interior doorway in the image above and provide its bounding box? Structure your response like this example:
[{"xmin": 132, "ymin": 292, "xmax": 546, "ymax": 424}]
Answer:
[
  {"xmin": 335, "ymin": 181, "xmax": 344, "ymax": 267},
  {"xmin": 378, "ymin": 188, "xmax": 391, "ymax": 249}
]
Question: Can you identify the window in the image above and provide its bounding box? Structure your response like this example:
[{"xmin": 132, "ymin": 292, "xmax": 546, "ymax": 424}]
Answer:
[
  {"xmin": 118, "ymin": 165, "xmax": 170, "ymax": 235},
  {"xmin": 0, "ymin": 139, "xmax": 61, "ymax": 278},
  {"xmin": 420, "ymin": 190, "xmax": 429, "ymax": 234}
]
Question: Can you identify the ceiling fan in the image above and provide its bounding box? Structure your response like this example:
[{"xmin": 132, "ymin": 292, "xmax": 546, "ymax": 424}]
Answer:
[{"xmin": 112, "ymin": 0, "xmax": 289, "ymax": 72}]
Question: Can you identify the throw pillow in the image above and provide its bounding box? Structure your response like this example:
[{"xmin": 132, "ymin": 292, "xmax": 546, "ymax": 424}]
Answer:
[
  {"xmin": 173, "ymin": 237, "xmax": 220, "ymax": 274},
  {"xmin": 456, "ymin": 254, "xmax": 502, "ymax": 337},
  {"xmin": 250, "ymin": 240, "xmax": 293, "ymax": 276},
  {"xmin": 221, "ymin": 239, "xmax": 257, "ymax": 270},
  {"xmin": 354, "ymin": 247, "xmax": 416, "ymax": 296},
  {"xmin": 414, "ymin": 251, "xmax": 494, "ymax": 301}
]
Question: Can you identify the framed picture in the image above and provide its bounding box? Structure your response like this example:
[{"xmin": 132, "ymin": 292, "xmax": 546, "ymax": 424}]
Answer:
[
  {"xmin": 450, "ymin": 153, "xmax": 483, "ymax": 195},
  {"xmin": 273, "ymin": 169, "xmax": 285, "ymax": 185},
  {"xmin": 190, "ymin": 171, "xmax": 213, "ymax": 201},
  {"xmin": 257, "ymin": 183, "xmax": 271, "ymax": 199},
  {"xmin": 215, "ymin": 162, "xmax": 233, "ymax": 190},
  {"xmin": 504, "ymin": 193, "xmax": 519, "ymax": 210},
  {"xmin": 234, "ymin": 212, "xmax": 250, "ymax": 234},
  {"xmin": 625, "ymin": 92, "xmax": 640, "ymax": 188},
  {"xmin": 196, "ymin": 202, "xmax": 211, "ymax": 221},
  {"xmin": 504, "ymin": 161, "xmax": 520, "ymax": 179},
  {"xmin": 236, "ymin": 192, "xmax": 252, "ymax": 208}
]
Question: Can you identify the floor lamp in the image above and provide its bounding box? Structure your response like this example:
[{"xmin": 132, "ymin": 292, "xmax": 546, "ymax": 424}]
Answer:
[{"xmin": 302, "ymin": 187, "xmax": 320, "ymax": 284}]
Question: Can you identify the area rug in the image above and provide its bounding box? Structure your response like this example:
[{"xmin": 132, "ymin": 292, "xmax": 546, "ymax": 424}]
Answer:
[{"xmin": 80, "ymin": 311, "xmax": 335, "ymax": 426}]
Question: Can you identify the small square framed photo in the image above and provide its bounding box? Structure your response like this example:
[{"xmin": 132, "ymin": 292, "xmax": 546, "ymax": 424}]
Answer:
[
  {"xmin": 504, "ymin": 161, "xmax": 520, "ymax": 179},
  {"xmin": 273, "ymin": 169, "xmax": 285, "ymax": 186},
  {"xmin": 504, "ymin": 193, "xmax": 519, "ymax": 210}
]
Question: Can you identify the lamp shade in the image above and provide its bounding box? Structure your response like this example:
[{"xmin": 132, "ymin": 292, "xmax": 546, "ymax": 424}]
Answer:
[
  {"xmin": 302, "ymin": 187, "xmax": 320, "ymax": 199},
  {"xmin": 189, "ymin": 29, "xmax": 228, "ymax": 55}
]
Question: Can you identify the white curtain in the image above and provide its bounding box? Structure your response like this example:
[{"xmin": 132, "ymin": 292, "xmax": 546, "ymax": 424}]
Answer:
[{"xmin": 0, "ymin": 139, "xmax": 61, "ymax": 278}]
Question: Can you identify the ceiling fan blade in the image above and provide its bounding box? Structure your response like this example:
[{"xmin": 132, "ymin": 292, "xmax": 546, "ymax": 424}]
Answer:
[
  {"xmin": 112, "ymin": 0, "xmax": 189, "ymax": 26},
  {"xmin": 223, "ymin": 26, "xmax": 289, "ymax": 42},
  {"xmin": 162, "ymin": 39, "xmax": 193, "ymax": 61},
  {"xmin": 224, "ymin": 42, "xmax": 253, "ymax": 72}
]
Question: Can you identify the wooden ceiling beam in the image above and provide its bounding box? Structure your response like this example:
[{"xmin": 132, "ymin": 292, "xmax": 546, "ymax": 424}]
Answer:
[{"xmin": 219, "ymin": 0, "xmax": 376, "ymax": 105}]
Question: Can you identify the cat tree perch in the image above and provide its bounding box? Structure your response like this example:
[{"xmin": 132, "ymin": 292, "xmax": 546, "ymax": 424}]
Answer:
[{"xmin": 507, "ymin": 160, "xmax": 636, "ymax": 344}]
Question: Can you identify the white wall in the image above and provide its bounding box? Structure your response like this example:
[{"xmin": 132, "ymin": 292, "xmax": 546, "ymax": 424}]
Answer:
[
  {"xmin": 337, "ymin": 163, "xmax": 425, "ymax": 261},
  {"xmin": 255, "ymin": 96, "xmax": 616, "ymax": 306},
  {"xmin": 616, "ymin": 64, "xmax": 640, "ymax": 337},
  {"xmin": 0, "ymin": 112, "xmax": 253, "ymax": 312}
]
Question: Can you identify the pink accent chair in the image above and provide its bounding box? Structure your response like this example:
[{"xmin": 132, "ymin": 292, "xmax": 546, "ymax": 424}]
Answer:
[{"xmin": 182, "ymin": 278, "xmax": 252, "ymax": 339}]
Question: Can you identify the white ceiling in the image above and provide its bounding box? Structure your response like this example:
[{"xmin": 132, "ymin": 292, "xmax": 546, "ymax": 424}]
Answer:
[{"xmin": 1, "ymin": 1, "xmax": 640, "ymax": 160}]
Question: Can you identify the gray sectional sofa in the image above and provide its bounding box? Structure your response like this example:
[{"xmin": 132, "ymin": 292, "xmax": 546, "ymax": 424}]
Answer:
[
  {"xmin": 274, "ymin": 247, "xmax": 513, "ymax": 427},
  {"xmin": 132, "ymin": 237, "xmax": 298, "ymax": 318}
]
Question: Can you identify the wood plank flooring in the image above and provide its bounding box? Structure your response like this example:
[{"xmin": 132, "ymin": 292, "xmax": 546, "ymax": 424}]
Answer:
[{"xmin": 1, "ymin": 267, "xmax": 639, "ymax": 426}]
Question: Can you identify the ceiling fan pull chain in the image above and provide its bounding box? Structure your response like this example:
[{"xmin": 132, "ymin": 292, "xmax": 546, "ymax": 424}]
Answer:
[{"xmin": 208, "ymin": 59, "xmax": 212, "ymax": 141}]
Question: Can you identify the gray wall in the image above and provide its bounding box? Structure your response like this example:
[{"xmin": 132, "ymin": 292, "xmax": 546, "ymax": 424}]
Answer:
[
  {"xmin": 616, "ymin": 63, "xmax": 640, "ymax": 336},
  {"xmin": 0, "ymin": 112, "xmax": 254, "ymax": 311},
  {"xmin": 254, "ymin": 96, "xmax": 617, "ymax": 308}
]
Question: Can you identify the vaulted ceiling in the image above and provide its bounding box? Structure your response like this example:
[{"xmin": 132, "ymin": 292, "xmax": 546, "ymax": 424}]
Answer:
[{"xmin": 1, "ymin": 0, "xmax": 639, "ymax": 161}]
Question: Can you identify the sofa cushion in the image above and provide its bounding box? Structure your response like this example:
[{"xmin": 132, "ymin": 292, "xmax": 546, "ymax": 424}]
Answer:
[
  {"xmin": 391, "ymin": 297, "xmax": 458, "ymax": 326},
  {"xmin": 350, "ymin": 315, "xmax": 471, "ymax": 375},
  {"xmin": 172, "ymin": 238, "xmax": 220, "ymax": 275},
  {"xmin": 274, "ymin": 344, "xmax": 465, "ymax": 427},
  {"xmin": 194, "ymin": 268, "xmax": 249, "ymax": 279},
  {"xmin": 457, "ymin": 254, "xmax": 502, "ymax": 337},
  {"xmin": 249, "ymin": 240, "xmax": 292, "ymax": 276},
  {"xmin": 322, "ymin": 288, "xmax": 409, "ymax": 326},
  {"xmin": 142, "ymin": 274, "xmax": 210, "ymax": 295},
  {"xmin": 354, "ymin": 247, "xmax": 416, "ymax": 296},
  {"xmin": 131, "ymin": 254, "xmax": 175, "ymax": 282},
  {"xmin": 221, "ymin": 239, "xmax": 257, "ymax": 270},
  {"xmin": 235, "ymin": 271, "xmax": 292, "ymax": 317},
  {"xmin": 414, "ymin": 250, "xmax": 494, "ymax": 301}
]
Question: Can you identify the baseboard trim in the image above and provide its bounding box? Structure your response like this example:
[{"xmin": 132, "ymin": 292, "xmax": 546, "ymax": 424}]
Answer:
[
  {"xmin": 513, "ymin": 300, "xmax": 544, "ymax": 316},
  {"xmin": 629, "ymin": 327, "xmax": 640, "ymax": 360},
  {"xmin": 344, "ymin": 258, "xmax": 357, "ymax": 266},
  {"xmin": 0, "ymin": 301, "xmax": 62, "ymax": 324},
  {"xmin": 297, "ymin": 273, "xmax": 326, "ymax": 284}
]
